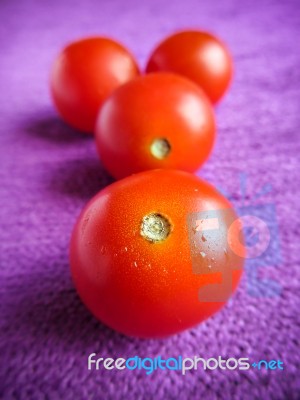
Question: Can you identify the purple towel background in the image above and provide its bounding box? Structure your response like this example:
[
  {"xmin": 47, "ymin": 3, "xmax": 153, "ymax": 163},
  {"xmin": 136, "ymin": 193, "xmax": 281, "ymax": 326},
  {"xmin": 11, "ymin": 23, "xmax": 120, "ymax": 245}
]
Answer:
[{"xmin": 0, "ymin": 0, "xmax": 299, "ymax": 398}]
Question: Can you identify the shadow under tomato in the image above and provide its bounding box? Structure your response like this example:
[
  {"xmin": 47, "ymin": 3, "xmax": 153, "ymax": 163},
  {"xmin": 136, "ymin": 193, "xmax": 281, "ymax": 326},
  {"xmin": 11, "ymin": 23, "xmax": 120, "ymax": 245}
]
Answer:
[
  {"xmin": 23, "ymin": 110, "xmax": 114, "ymax": 199},
  {"xmin": 47, "ymin": 157, "xmax": 114, "ymax": 200},
  {"xmin": 4, "ymin": 265, "xmax": 235, "ymax": 363},
  {"xmin": 24, "ymin": 111, "xmax": 92, "ymax": 143},
  {"xmin": 3, "ymin": 261, "xmax": 178, "ymax": 356},
  {"xmin": 3, "ymin": 265, "xmax": 132, "ymax": 351}
]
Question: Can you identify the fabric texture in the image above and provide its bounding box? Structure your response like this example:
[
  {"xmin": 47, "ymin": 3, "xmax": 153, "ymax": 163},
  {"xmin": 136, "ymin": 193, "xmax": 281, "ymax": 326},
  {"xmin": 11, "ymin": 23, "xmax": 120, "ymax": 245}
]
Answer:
[{"xmin": 0, "ymin": 0, "xmax": 299, "ymax": 398}]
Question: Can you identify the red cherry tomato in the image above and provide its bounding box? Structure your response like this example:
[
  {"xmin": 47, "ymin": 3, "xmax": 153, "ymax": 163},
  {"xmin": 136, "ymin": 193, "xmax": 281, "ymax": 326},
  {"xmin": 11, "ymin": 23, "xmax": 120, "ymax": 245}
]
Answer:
[
  {"xmin": 95, "ymin": 73, "xmax": 215, "ymax": 179},
  {"xmin": 146, "ymin": 31, "xmax": 233, "ymax": 104},
  {"xmin": 50, "ymin": 37, "xmax": 139, "ymax": 133},
  {"xmin": 70, "ymin": 169, "xmax": 244, "ymax": 338}
]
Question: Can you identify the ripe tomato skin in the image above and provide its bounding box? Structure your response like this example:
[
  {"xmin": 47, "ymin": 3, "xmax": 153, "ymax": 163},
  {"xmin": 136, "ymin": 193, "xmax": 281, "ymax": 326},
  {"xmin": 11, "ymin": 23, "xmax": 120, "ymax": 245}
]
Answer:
[
  {"xmin": 70, "ymin": 169, "xmax": 244, "ymax": 338},
  {"xmin": 146, "ymin": 31, "xmax": 233, "ymax": 104},
  {"xmin": 95, "ymin": 73, "xmax": 215, "ymax": 179},
  {"xmin": 50, "ymin": 37, "xmax": 139, "ymax": 133}
]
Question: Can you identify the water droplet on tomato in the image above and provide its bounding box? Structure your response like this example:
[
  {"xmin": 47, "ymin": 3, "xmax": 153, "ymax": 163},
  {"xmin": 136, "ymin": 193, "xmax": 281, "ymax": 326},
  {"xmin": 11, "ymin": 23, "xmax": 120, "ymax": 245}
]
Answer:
[{"xmin": 100, "ymin": 245, "xmax": 106, "ymax": 255}]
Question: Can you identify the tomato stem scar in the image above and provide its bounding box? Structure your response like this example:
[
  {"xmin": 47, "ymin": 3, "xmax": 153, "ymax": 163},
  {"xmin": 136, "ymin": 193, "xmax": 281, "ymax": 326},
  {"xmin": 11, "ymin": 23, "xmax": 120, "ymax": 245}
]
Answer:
[
  {"xmin": 140, "ymin": 213, "xmax": 171, "ymax": 242},
  {"xmin": 150, "ymin": 138, "xmax": 171, "ymax": 159}
]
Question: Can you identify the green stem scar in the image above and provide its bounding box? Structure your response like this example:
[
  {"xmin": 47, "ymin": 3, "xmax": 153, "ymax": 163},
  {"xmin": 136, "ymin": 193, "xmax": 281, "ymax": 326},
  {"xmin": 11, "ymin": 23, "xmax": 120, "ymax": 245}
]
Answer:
[
  {"xmin": 140, "ymin": 213, "xmax": 171, "ymax": 242},
  {"xmin": 150, "ymin": 138, "xmax": 171, "ymax": 159}
]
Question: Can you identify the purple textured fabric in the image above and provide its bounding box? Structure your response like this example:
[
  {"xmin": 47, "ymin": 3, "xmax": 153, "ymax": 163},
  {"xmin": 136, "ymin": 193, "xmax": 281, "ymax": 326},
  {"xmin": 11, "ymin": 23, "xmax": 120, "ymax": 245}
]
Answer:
[{"xmin": 0, "ymin": 0, "xmax": 299, "ymax": 398}]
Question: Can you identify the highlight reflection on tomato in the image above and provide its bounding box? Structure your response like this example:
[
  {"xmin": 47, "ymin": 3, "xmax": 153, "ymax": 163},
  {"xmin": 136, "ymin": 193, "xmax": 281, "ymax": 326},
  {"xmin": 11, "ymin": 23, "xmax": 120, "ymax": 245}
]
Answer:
[
  {"xmin": 50, "ymin": 37, "xmax": 139, "ymax": 133},
  {"xmin": 146, "ymin": 30, "xmax": 233, "ymax": 104},
  {"xmin": 95, "ymin": 73, "xmax": 215, "ymax": 179},
  {"xmin": 70, "ymin": 170, "xmax": 244, "ymax": 338}
]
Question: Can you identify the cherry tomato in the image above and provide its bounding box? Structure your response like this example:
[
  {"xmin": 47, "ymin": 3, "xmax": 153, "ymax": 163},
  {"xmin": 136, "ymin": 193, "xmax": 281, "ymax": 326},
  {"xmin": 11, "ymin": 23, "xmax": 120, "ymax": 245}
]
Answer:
[
  {"xmin": 95, "ymin": 73, "xmax": 215, "ymax": 179},
  {"xmin": 70, "ymin": 169, "xmax": 244, "ymax": 338},
  {"xmin": 146, "ymin": 31, "xmax": 233, "ymax": 104},
  {"xmin": 50, "ymin": 37, "xmax": 139, "ymax": 133}
]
